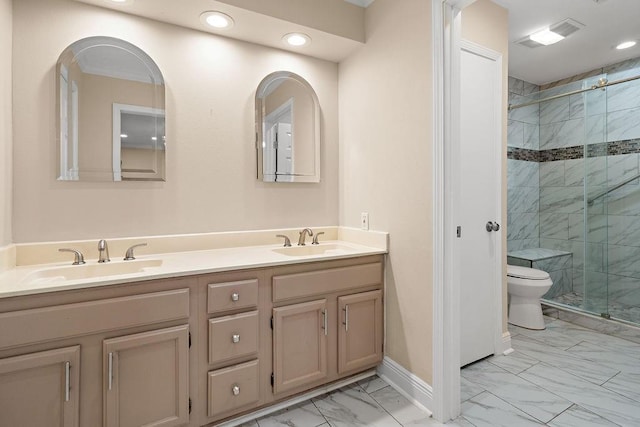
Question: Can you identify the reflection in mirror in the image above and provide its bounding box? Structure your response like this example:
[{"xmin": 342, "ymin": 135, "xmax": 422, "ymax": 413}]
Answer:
[
  {"xmin": 57, "ymin": 36, "xmax": 166, "ymax": 182},
  {"xmin": 256, "ymin": 71, "xmax": 320, "ymax": 183}
]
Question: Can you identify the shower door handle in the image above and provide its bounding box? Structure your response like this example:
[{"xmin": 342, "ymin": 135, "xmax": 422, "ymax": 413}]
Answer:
[{"xmin": 486, "ymin": 221, "xmax": 500, "ymax": 232}]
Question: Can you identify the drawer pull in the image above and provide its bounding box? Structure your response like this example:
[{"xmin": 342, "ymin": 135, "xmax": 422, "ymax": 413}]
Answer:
[
  {"xmin": 232, "ymin": 385, "xmax": 240, "ymax": 396},
  {"xmin": 231, "ymin": 293, "xmax": 240, "ymax": 302},
  {"xmin": 232, "ymin": 334, "xmax": 241, "ymax": 344}
]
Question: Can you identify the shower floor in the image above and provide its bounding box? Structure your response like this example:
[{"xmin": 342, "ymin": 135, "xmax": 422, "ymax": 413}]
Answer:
[{"xmin": 546, "ymin": 292, "xmax": 640, "ymax": 325}]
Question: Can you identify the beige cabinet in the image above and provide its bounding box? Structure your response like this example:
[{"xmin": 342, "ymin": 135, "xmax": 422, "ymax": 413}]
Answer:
[
  {"xmin": 103, "ymin": 325, "xmax": 190, "ymax": 427},
  {"xmin": 338, "ymin": 290, "xmax": 383, "ymax": 374},
  {"xmin": 0, "ymin": 345, "xmax": 80, "ymax": 427},
  {"xmin": 272, "ymin": 299, "xmax": 328, "ymax": 394}
]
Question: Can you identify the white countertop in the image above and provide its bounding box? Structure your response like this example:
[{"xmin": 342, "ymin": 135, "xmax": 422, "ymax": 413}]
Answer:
[{"xmin": 0, "ymin": 239, "xmax": 386, "ymax": 299}]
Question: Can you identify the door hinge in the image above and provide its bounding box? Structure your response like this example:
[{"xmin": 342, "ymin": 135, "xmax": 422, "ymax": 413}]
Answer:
[
  {"xmin": 270, "ymin": 316, "xmax": 274, "ymax": 330},
  {"xmin": 270, "ymin": 373, "xmax": 274, "ymax": 387},
  {"xmin": 456, "ymin": 226, "xmax": 462, "ymax": 238},
  {"xmin": 189, "ymin": 397, "xmax": 192, "ymax": 414},
  {"xmin": 188, "ymin": 332, "xmax": 192, "ymax": 348}
]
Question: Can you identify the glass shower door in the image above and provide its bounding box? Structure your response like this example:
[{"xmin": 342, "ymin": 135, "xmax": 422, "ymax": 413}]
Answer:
[{"xmin": 583, "ymin": 75, "xmax": 609, "ymax": 317}]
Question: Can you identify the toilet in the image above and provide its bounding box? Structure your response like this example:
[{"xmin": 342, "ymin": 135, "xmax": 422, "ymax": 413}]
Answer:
[{"xmin": 507, "ymin": 265, "xmax": 553, "ymax": 330}]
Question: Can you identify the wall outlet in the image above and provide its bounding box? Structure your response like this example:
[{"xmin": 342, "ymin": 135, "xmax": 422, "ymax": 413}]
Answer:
[{"xmin": 361, "ymin": 212, "xmax": 369, "ymax": 230}]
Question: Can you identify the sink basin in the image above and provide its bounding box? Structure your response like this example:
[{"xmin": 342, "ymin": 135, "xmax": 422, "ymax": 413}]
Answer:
[
  {"xmin": 272, "ymin": 243, "xmax": 356, "ymax": 257},
  {"xmin": 21, "ymin": 259, "xmax": 163, "ymax": 284}
]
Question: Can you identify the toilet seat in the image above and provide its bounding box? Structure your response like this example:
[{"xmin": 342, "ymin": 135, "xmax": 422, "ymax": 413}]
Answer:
[{"xmin": 507, "ymin": 265, "xmax": 550, "ymax": 280}]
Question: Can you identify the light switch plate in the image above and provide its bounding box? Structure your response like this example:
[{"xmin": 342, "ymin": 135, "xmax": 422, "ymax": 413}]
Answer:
[{"xmin": 361, "ymin": 212, "xmax": 369, "ymax": 230}]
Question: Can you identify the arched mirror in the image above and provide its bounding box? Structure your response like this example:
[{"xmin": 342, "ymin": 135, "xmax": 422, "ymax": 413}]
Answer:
[
  {"xmin": 256, "ymin": 71, "xmax": 320, "ymax": 183},
  {"xmin": 56, "ymin": 36, "xmax": 166, "ymax": 182}
]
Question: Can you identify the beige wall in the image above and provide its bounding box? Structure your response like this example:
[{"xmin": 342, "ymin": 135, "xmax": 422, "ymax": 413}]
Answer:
[
  {"xmin": 462, "ymin": 0, "xmax": 509, "ymax": 334},
  {"xmin": 0, "ymin": 0, "xmax": 11, "ymax": 247},
  {"xmin": 12, "ymin": 0, "xmax": 338, "ymax": 243},
  {"xmin": 339, "ymin": 0, "xmax": 433, "ymax": 383}
]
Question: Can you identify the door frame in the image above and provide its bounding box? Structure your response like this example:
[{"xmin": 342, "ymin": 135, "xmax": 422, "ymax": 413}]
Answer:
[{"xmin": 431, "ymin": 0, "xmax": 505, "ymax": 422}]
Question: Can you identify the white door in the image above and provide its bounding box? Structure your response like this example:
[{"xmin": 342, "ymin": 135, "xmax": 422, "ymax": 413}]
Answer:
[{"xmin": 459, "ymin": 41, "xmax": 503, "ymax": 367}]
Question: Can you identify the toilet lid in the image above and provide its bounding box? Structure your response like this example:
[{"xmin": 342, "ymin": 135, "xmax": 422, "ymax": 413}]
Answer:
[{"xmin": 507, "ymin": 265, "xmax": 550, "ymax": 280}]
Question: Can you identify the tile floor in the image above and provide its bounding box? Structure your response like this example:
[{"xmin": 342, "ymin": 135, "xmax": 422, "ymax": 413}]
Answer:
[{"xmin": 239, "ymin": 316, "xmax": 640, "ymax": 426}]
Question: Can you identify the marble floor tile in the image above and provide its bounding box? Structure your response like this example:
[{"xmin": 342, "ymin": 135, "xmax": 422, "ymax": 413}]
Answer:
[
  {"xmin": 460, "ymin": 376, "xmax": 484, "ymax": 402},
  {"xmin": 369, "ymin": 385, "xmax": 433, "ymax": 425},
  {"xmin": 462, "ymin": 361, "xmax": 571, "ymax": 423},
  {"xmin": 461, "ymin": 391, "xmax": 545, "ymax": 427},
  {"xmin": 487, "ymin": 349, "xmax": 539, "ymax": 374},
  {"xmin": 357, "ymin": 376, "xmax": 388, "ymax": 394},
  {"xmin": 565, "ymin": 340, "xmax": 640, "ymax": 374},
  {"xmin": 256, "ymin": 402, "xmax": 326, "ymax": 427},
  {"xmin": 602, "ymin": 372, "xmax": 640, "ymax": 403},
  {"xmin": 507, "ymin": 323, "xmax": 583, "ymax": 349},
  {"xmin": 511, "ymin": 335, "xmax": 619, "ymax": 384},
  {"xmin": 520, "ymin": 363, "xmax": 640, "ymax": 426},
  {"xmin": 312, "ymin": 384, "xmax": 402, "ymax": 427},
  {"xmin": 548, "ymin": 404, "xmax": 620, "ymax": 427},
  {"xmin": 238, "ymin": 421, "xmax": 259, "ymax": 427}
]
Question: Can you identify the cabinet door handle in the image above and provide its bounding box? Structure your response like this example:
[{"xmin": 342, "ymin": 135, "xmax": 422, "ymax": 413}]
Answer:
[
  {"xmin": 343, "ymin": 305, "xmax": 349, "ymax": 332},
  {"xmin": 232, "ymin": 385, "xmax": 240, "ymax": 396},
  {"xmin": 231, "ymin": 292, "xmax": 240, "ymax": 302},
  {"xmin": 64, "ymin": 361, "xmax": 71, "ymax": 402},
  {"xmin": 232, "ymin": 334, "xmax": 240, "ymax": 343},
  {"xmin": 108, "ymin": 352, "xmax": 114, "ymax": 391},
  {"xmin": 322, "ymin": 309, "xmax": 328, "ymax": 336}
]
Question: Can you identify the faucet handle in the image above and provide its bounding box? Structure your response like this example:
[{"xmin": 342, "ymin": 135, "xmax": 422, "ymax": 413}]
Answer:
[
  {"xmin": 312, "ymin": 232, "xmax": 325, "ymax": 245},
  {"xmin": 124, "ymin": 243, "xmax": 148, "ymax": 261},
  {"xmin": 59, "ymin": 248, "xmax": 86, "ymax": 265},
  {"xmin": 275, "ymin": 235, "xmax": 292, "ymax": 247}
]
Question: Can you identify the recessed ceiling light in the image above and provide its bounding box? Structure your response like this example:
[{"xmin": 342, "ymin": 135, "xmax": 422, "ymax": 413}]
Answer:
[
  {"xmin": 120, "ymin": 134, "xmax": 128, "ymax": 138},
  {"xmin": 529, "ymin": 28, "xmax": 565, "ymax": 46},
  {"xmin": 200, "ymin": 11, "xmax": 234, "ymax": 29},
  {"xmin": 108, "ymin": 0, "xmax": 131, "ymax": 4},
  {"xmin": 151, "ymin": 137, "xmax": 158, "ymax": 141},
  {"xmin": 616, "ymin": 41, "xmax": 637, "ymax": 50},
  {"xmin": 283, "ymin": 33, "xmax": 311, "ymax": 47}
]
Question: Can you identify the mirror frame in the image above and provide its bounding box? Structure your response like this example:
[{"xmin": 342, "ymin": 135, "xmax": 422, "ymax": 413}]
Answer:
[
  {"xmin": 255, "ymin": 71, "xmax": 321, "ymax": 183},
  {"xmin": 56, "ymin": 36, "xmax": 166, "ymax": 182}
]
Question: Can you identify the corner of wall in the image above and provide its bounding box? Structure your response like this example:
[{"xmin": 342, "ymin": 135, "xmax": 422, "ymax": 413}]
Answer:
[{"xmin": 1, "ymin": 0, "xmax": 13, "ymax": 247}]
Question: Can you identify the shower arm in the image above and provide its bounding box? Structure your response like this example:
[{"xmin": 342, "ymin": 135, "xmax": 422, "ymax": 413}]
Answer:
[{"xmin": 587, "ymin": 172, "xmax": 640, "ymax": 206}]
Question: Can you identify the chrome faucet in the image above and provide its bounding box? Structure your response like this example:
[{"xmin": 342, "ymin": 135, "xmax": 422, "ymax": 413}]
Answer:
[
  {"xmin": 58, "ymin": 248, "xmax": 86, "ymax": 265},
  {"xmin": 297, "ymin": 228, "xmax": 314, "ymax": 246},
  {"xmin": 98, "ymin": 239, "xmax": 110, "ymax": 263}
]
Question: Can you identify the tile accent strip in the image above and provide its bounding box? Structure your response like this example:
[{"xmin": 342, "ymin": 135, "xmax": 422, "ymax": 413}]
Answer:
[{"xmin": 507, "ymin": 138, "xmax": 640, "ymax": 162}]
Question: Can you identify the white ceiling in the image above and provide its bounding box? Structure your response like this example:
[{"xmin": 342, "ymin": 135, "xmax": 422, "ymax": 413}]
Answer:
[{"xmin": 493, "ymin": 0, "xmax": 640, "ymax": 85}]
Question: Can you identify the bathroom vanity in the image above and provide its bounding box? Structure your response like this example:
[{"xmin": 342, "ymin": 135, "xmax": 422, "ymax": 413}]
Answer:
[{"xmin": 0, "ymin": 231, "xmax": 386, "ymax": 427}]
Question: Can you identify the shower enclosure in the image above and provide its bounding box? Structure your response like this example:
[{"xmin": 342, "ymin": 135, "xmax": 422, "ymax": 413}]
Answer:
[{"xmin": 507, "ymin": 63, "xmax": 640, "ymax": 326}]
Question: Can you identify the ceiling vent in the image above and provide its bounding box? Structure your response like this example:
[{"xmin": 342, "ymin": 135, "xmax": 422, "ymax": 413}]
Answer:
[
  {"xmin": 550, "ymin": 19, "xmax": 585, "ymax": 37},
  {"xmin": 516, "ymin": 18, "xmax": 585, "ymax": 48}
]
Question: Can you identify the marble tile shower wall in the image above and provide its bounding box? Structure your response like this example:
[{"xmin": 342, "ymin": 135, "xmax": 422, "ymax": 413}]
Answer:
[
  {"xmin": 508, "ymin": 58, "xmax": 640, "ymax": 310},
  {"xmin": 507, "ymin": 77, "xmax": 540, "ymax": 252}
]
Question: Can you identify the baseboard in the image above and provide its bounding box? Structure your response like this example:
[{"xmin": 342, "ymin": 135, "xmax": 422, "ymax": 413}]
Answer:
[
  {"xmin": 501, "ymin": 331, "xmax": 513, "ymax": 355},
  {"xmin": 376, "ymin": 356, "xmax": 433, "ymax": 416}
]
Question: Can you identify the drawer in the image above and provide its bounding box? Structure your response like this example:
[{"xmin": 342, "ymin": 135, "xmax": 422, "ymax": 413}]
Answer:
[
  {"xmin": 0, "ymin": 289, "xmax": 190, "ymax": 351},
  {"xmin": 272, "ymin": 263, "xmax": 382, "ymax": 302},
  {"xmin": 208, "ymin": 359, "xmax": 259, "ymax": 418},
  {"xmin": 208, "ymin": 279, "xmax": 258, "ymax": 314},
  {"xmin": 209, "ymin": 311, "xmax": 259, "ymax": 365}
]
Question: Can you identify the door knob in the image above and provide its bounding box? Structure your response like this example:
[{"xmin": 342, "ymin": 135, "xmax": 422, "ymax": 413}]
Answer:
[{"xmin": 486, "ymin": 221, "xmax": 500, "ymax": 232}]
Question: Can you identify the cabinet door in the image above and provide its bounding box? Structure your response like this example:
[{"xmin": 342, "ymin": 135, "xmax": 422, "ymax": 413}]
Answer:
[
  {"xmin": 0, "ymin": 346, "xmax": 80, "ymax": 427},
  {"xmin": 104, "ymin": 325, "xmax": 189, "ymax": 427},
  {"xmin": 273, "ymin": 299, "xmax": 327, "ymax": 394},
  {"xmin": 338, "ymin": 290, "xmax": 383, "ymax": 374}
]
